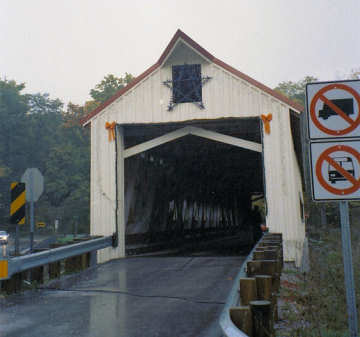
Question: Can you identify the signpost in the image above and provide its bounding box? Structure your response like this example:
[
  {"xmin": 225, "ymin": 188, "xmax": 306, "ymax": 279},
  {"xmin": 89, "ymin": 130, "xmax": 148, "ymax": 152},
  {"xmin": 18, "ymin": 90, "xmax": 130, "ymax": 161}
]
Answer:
[
  {"xmin": 21, "ymin": 168, "xmax": 44, "ymax": 253},
  {"xmin": 306, "ymin": 80, "xmax": 360, "ymax": 337}
]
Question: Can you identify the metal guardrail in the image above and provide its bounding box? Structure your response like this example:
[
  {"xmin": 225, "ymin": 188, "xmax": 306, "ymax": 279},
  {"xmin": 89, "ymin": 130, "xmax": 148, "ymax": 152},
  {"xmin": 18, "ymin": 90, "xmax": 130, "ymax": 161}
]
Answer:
[
  {"xmin": 3, "ymin": 235, "xmax": 113, "ymax": 280},
  {"xmin": 219, "ymin": 236, "xmax": 263, "ymax": 337}
]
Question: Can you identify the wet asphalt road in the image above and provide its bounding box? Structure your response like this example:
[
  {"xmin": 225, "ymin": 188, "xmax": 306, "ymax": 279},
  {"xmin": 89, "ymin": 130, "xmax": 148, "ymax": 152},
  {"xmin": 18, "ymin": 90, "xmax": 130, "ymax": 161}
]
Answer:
[
  {"xmin": 0, "ymin": 255, "xmax": 245, "ymax": 337},
  {"xmin": 7, "ymin": 233, "xmax": 57, "ymax": 255}
]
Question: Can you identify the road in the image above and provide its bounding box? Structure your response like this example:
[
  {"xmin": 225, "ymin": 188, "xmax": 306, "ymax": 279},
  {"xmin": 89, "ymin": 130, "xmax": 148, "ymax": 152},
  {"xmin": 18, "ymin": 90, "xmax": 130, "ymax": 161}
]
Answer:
[
  {"xmin": 0, "ymin": 255, "xmax": 245, "ymax": 337},
  {"xmin": 6, "ymin": 233, "xmax": 58, "ymax": 255}
]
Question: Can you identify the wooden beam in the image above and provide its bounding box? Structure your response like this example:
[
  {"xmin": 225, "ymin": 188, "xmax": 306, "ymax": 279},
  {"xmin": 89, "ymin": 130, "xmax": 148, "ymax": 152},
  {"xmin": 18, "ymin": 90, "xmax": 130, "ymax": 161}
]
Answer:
[
  {"xmin": 124, "ymin": 126, "xmax": 262, "ymax": 158},
  {"xmin": 124, "ymin": 127, "xmax": 192, "ymax": 158},
  {"xmin": 187, "ymin": 126, "xmax": 262, "ymax": 153}
]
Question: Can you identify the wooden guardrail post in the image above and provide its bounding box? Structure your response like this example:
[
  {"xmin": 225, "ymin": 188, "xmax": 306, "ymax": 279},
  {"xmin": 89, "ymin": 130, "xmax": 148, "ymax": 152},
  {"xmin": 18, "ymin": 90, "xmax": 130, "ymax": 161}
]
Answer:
[
  {"xmin": 255, "ymin": 275, "xmax": 272, "ymax": 301},
  {"xmin": 250, "ymin": 300, "xmax": 273, "ymax": 337},
  {"xmin": 64, "ymin": 255, "xmax": 82, "ymax": 273},
  {"xmin": 30, "ymin": 266, "xmax": 44, "ymax": 284},
  {"xmin": 230, "ymin": 306, "xmax": 253, "ymax": 336},
  {"xmin": 1, "ymin": 272, "xmax": 23, "ymax": 294},
  {"xmin": 49, "ymin": 243, "xmax": 64, "ymax": 279},
  {"xmin": 229, "ymin": 233, "xmax": 283, "ymax": 335},
  {"xmin": 30, "ymin": 248, "xmax": 50, "ymax": 284},
  {"xmin": 49, "ymin": 261, "xmax": 61, "ymax": 279},
  {"xmin": 239, "ymin": 278, "xmax": 257, "ymax": 305}
]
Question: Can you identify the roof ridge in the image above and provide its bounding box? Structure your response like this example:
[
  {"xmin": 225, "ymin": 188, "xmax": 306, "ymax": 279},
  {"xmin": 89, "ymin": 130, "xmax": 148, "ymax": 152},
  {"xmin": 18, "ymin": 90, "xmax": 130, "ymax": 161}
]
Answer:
[{"xmin": 81, "ymin": 30, "xmax": 303, "ymax": 126}]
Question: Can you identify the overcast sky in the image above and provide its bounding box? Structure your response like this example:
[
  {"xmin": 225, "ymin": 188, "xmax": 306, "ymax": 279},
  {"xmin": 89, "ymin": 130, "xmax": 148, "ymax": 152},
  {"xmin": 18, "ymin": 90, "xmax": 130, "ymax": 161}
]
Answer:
[{"xmin": 1, "ymin": 0, "xmax": 359, "ymax": 106}]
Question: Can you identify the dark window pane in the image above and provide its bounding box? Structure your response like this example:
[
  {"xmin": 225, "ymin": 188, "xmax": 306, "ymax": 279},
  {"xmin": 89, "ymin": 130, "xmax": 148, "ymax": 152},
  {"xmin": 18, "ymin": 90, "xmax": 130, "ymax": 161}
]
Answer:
[{"xmin": 172, "ymin": 64, "xmax": 202, "ymax": 103}]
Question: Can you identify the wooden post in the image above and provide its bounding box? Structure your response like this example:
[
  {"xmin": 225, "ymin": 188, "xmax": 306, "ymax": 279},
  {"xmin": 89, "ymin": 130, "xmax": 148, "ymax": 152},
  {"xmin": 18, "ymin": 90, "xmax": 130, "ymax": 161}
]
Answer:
[
  {"xmin": 253, "ymin": 250, "xmax": 266, "ymax": 260},
  {"xmin": 230, "ymin": 306, "xmax": 253, "ymax": 336},
  {"xmin": 81, "ymin": 253, "xmax": 90, "ymax": 270},
  {"xmin": 49, "ymin": 261, "xmax": 61, "ymax": 279},
  {"xmin": 255, "ymin": 275, "xmax": 272, "ymax": 300},
  {"xmin": 1, "ymin": 272, "xmax": 22, "ymax": 294},
  {"xmin": 239, "ymin": 277, "xmax": 257, "ymax": 305},
  {"xmin": 250, "ymin": 300, "xmax": 273, "ymax": 337},
  {"xmin": 30, "ymin": 266, "xmax": 44, "ymax": 284},
  {"xmin": 247, "ymin": 260, "xmax": 277, "ymax": 277},
  {"xmin": 256, "ymin": 275, "xmax": 278, "ymax": 322},
  {"xmin": 64, "ymin": 256, "xmax": 82, "ymax": 273}
]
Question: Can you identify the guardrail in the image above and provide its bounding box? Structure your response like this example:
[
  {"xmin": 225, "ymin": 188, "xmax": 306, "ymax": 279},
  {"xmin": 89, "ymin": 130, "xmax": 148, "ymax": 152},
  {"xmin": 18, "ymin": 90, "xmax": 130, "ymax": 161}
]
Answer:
[
  {"xmin": 219, "ymin": 233, "xmax": 283, "ymax": 337},
  {"xmin": 0, "ymin": 235, "xmax": 114, "ymax": 282}
]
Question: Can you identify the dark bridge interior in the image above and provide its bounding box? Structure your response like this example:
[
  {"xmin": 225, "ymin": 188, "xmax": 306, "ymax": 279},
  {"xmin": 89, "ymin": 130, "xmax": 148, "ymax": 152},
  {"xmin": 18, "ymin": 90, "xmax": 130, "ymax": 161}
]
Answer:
[{"xmin": 122, "ymin": 118, "xmax": 264, "ymax": 255}]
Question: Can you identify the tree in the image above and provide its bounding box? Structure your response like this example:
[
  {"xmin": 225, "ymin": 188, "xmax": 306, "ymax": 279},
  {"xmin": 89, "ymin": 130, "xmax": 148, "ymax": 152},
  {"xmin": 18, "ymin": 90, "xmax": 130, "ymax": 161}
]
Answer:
[
  {"xmin": 0, "ymin": 72, "xmax": 135, "ymax": 232},
  {"xmin": 274, "ymin": 76, "xmax": 318, "ymax": 107},
  {"xmin": 89, "ymin": 73, "xmax": 134, "ymax": 104},
  {"xmin": 0, "ymin": 79, "xmax": 29, "ymax": 224}
]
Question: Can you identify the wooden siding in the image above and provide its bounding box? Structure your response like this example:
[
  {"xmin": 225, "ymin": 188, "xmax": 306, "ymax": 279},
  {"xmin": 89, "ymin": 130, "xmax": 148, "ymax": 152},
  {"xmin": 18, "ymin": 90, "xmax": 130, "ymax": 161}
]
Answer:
[
  {"xmin": 262, "ymin": 103, "xmax": 305, "ymax": 266},
  {"xmin": 92, "ymin": 62, "xmax": 289, "ymax": 126},
  {"xmin": 89, "ymin": 56, "xmax": 305, "ymax": 265}
]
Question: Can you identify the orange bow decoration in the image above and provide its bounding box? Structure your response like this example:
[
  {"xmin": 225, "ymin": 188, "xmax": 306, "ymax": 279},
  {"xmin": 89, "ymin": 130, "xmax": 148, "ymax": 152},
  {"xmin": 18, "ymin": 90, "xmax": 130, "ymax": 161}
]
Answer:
[
  {"xmin": 105, "ymin": 121, "xmax": 116, "ymax": 142},
  {"xmin": 261, "ymin": 113, "xmax": 273, "ymax": 135}
]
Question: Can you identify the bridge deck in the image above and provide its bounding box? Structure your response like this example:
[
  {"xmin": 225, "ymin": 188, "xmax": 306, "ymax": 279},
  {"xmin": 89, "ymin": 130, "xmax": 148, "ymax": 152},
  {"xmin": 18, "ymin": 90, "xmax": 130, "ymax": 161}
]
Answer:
[{"xmin": 0, "ymin": 255, "xmax": 245, "ymax": 337}]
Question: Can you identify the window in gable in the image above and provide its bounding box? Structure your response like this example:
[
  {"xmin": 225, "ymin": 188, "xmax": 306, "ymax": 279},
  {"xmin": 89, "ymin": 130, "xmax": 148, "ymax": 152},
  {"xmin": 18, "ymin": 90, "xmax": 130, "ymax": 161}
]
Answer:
[
  {"xmin": 172, "ymin": 64, "xmax": 202, "ymax": 103},
  {"xmin": 163, "ymin": 64, "xmax": 211, "ymax": 111}
]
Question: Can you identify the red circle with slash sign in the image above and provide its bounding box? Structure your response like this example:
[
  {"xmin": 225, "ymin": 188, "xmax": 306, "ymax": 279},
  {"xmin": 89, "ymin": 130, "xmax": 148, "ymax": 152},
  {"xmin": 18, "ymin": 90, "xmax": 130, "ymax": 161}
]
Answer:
[
  {"xmin": 316, "ymin": 145, "xmax": 360, "ymax": 195},
  {"xmin": 310, "ymin": 83, "xmax": 360, "ymax": 136}
]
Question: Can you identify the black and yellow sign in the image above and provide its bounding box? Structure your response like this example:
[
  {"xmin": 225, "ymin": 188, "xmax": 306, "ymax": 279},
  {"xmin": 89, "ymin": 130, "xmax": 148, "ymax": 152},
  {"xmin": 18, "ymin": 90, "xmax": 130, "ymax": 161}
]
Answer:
[{"xmin": 10, "ymin": 182, "xmax": 26, "ymax": 225}]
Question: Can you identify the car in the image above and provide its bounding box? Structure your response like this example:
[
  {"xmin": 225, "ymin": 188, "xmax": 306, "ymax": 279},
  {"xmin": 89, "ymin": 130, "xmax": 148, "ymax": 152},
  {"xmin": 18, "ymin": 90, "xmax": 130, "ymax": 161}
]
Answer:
[{"xmin": 0, "ymin": 231, "xmax": 9, "ymax": 244}]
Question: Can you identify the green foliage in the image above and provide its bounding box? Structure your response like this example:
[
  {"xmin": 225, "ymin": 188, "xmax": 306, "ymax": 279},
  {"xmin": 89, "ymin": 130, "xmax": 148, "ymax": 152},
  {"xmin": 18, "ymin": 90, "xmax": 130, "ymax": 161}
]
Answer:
[
  {"xmin": 0, "ymin": 77, "xmax": 90, "ymax": 233},
  {"xmin": 274, "ymin": 76, "xmax": 318, "ymax": 107},
  {"xmin": 89, "ymin": 73, "xmax": 134, "ymax": 103},
  {"xmin": 0, "ymin": 72, "xmax": 135, "ymax": 234}
]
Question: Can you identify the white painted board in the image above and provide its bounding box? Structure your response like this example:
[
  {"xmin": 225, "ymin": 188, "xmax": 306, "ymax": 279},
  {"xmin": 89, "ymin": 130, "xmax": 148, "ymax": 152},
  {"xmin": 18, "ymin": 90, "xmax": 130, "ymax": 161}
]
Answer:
[
  {"xmin": 306, "ymin": 80, "xmax": 360, "ymax": 140},
  {"xmin": 310, "ymin": 140, "xmax": 360, "ymax": 200}
]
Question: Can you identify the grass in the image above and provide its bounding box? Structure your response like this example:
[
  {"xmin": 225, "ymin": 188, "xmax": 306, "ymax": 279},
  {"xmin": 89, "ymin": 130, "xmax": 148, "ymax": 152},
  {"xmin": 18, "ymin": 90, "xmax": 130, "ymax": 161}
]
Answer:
[
  {"xmin": 275, "ymin": 204, "xmax": 360, "ymax": 337},
  {"xmin": 56, "ymin": 235, "xmax": 76, "ymax": 244}
]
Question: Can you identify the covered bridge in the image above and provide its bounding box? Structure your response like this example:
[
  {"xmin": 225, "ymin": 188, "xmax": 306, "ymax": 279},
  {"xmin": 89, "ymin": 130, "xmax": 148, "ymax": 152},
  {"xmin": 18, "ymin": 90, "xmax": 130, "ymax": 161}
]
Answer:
[{"xmin": 81, "ymin": 30, "xmax": 305, "ymax": 266}]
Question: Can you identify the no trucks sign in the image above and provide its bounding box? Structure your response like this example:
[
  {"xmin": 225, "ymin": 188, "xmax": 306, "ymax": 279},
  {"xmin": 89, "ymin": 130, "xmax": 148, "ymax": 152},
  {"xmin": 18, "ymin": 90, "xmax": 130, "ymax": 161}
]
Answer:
[{"xmin": 307, "ymin": 80, "xmax": 360, "ymax": 140}]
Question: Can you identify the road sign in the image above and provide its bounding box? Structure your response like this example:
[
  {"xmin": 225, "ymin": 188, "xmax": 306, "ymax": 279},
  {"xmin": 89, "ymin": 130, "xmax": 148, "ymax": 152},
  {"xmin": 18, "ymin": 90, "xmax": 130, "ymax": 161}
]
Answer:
[
  {"xmin": 307, "ymin": 80, "xmax": 360, "ymax": 140},
  {"xmin": 10, "ymin": 182, "xmax": 26, "ymax": 225},
  {"xmin": 21, "ymin": 168, "xmax": 44, "ymax": 202},
  {"xmin": 307, "ymin": 80, "xmax": 360, "ymax": 336},
  {"xmin": 310, "ymin": 141, "xmax": 360, "ymax": 200},
  {"xmin": 21, "ymin": 168, "xmax": 44, "ymax": 253}
]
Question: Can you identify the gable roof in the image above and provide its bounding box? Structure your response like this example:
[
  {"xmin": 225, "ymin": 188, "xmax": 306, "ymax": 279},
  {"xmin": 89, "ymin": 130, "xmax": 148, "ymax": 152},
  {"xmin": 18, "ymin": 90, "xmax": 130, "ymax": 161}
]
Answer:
[{"xmin": 81, "ymin": 29, "xmax": 303, "ymax": 126}]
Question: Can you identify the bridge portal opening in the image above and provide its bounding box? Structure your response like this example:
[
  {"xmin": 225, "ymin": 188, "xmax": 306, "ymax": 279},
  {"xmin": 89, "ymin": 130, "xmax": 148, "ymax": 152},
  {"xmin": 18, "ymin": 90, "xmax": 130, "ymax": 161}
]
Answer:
[{"xmin": 121, "ymin": 118, "xmax": 264, "ymax": 256}]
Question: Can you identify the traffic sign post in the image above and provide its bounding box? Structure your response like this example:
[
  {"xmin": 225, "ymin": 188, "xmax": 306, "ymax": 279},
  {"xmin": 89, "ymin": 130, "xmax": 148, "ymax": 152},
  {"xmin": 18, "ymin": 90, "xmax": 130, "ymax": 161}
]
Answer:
[
  {"xmin": 21, "ymin": 168, "xmax": 44, "ymax": 253},
  {"xmin": 307, "ymin": 80, "xmax": 360, "ymax": 337},
  {"xmin": 340, "ymin": 201, "xmax": 359, "ymax": 337}
]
